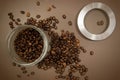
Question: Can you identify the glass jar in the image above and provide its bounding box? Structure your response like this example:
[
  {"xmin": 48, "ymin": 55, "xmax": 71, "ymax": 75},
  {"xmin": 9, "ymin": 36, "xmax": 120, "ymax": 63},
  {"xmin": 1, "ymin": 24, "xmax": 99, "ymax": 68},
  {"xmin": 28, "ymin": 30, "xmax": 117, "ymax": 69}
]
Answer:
[{"xmin": 7, "ymin": 25, "xmax": 49, "ymax": 66}]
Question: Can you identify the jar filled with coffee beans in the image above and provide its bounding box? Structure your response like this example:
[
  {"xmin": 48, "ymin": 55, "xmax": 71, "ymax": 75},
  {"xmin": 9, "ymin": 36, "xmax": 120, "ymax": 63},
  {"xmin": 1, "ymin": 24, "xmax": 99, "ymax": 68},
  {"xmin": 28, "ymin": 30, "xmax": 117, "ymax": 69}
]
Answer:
[{"xmin": 7, "ymin": 25, "xmax": 49, "ymax": 66}]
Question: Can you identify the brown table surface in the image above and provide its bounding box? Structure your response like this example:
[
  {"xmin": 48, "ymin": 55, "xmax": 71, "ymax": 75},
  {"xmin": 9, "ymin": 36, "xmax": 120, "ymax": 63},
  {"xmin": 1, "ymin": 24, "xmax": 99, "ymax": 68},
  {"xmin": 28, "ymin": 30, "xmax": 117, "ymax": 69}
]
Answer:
[{"xmin": 0, "ymin": 0, "xmax": 120, "ymax": 80}]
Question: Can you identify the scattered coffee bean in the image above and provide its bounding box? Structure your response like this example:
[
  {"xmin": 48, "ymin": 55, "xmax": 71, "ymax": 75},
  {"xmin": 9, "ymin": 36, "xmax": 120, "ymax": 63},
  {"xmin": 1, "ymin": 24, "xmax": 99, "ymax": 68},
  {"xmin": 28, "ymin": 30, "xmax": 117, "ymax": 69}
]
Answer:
[
  {"xmin": 10, "ymin": 25, "xmax": 15, "ymax": 29},
  {"xmin": 84, "ymin": 76, "xmax": 88, "ymax": 80},
  {"xmin": 17, "ymin": 74, "xmax": 21, "ymax": 78},
  {"xmin": 48, "ymin": 7, "xmax": 51, "ymax": 11},
  {"xmin": 36, "ymin": 15, "xmax": 41, "ymax": 19},
  {"xmin": 51, "ymin": 5, "xmax": 56, "ymax": 9},
  {"xmin": 8, "ymin": 12, "xmax": 12, "ymax": 16},
  {"xmin": 16, "ymin": 18, "xmax": 21, "ymax": 22},
  {"xmin": 31, "ymin": 71, "xmax": 35, "ymax": 75},
  {"xmin": 90, "ymin": 51, "xmax": 94, "ymax": 55},
  {"xmin": 36, "ymin": 1, "xmax": 40, "ymax": 6},
  {"xmin": 62, "ymin": 14, "xmax": 66, "ymax": 19},
  {"xmin": 68, "ymin": 21, "xmax": 72, "ymax": 25},
  {"xmin": 23, "ymin": 70, "xmax": 27, "ymax": 74},
  {"xmin": 97, "ymin": 20, "xmax": 104, "ymax": 26},
  {"xmin": 9, "ymin": 21, "xmax": 13, "ymax": 26},
  {"xmin": 20, "ymin": 11, "xmax": 25, "ymax": 14},
  {"xmin": 21, "ymin": 67, "xmax": 26, "ymax": 70},
  {"xmin": 26, "ymin": 12, "xmax": 30, "ymax": 17}
]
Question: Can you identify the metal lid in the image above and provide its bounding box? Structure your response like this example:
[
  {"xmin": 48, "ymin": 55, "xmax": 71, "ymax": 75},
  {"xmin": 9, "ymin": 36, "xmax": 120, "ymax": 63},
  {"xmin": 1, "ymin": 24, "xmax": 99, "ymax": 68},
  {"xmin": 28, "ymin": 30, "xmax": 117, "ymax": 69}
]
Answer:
[{"xmin": 77, "ymin": 2, "xmax": 116, "ymax": 40}]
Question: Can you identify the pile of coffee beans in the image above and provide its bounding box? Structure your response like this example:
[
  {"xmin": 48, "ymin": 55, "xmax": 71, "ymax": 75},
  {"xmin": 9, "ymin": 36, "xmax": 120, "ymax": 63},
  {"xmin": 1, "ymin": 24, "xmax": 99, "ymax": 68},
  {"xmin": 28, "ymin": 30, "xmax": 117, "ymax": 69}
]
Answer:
[
  {"xmin": 14, "ymin": 28, "xmax": 43, "ymax": 63},
  {"xmin": 8, "ymin": 1, "xmax": 94, "ymax": 80}
]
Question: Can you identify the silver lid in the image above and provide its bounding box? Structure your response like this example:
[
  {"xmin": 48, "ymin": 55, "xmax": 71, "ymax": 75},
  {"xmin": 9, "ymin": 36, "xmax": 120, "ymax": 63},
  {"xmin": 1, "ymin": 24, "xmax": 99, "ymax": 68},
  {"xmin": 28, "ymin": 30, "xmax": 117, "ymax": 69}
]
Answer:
[{"xmin": 77, "ymin": 2, "xmax": 116, "ymax": 40}]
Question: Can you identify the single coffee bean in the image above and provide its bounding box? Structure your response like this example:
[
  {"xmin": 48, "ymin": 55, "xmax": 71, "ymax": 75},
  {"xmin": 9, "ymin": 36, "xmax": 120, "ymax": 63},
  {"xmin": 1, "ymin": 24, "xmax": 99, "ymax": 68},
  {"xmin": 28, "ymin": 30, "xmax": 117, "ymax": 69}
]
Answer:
[
  {"xmin": 68, "ymin": 21, "xmax": 72, "ymax": 26},
  {"xmin": 26, "ymin": 12, "xmax": 30, "ymax": 17},
  {"xmin": 36, "ymin": 1, "xmax": 40, "ymax": 6},
  {"xmin": 48, "ymin": 7, "xmax": 51, "ymax": 11},
  {"xmin": 90, "ymin": 51, "xmax": 94, "ymax": 55},
  {"xmin": 23, "ymin": 70, "xmax": 27, "ymax": 74},
  {"xmin": 51, "ymin": 5, "xmax": 56, "ymax": 9},
  {"xmin": 36, "ymin": 15, "xmax": 41, "ymax": 19},
  {"xmin": 31, "ymin": 71, "xmax": 35, "ymax": 75},
  {"xmin": 20, "ymin": 11, "xmax": 25, "ymax": 14},
  {"xmin": 16, "ymin": 18, "xmax": 21, "ymax": 22},
  {"xmin": 62, "ymin": 14, "xmax": 66, "ymax": 19},
  {"xmin": 17, "ymin": 74, "xmax": 21, "ymax": 78},
  {"xmin": 21, "ymin": 67, "xmax": 26, "ymax": 70}
]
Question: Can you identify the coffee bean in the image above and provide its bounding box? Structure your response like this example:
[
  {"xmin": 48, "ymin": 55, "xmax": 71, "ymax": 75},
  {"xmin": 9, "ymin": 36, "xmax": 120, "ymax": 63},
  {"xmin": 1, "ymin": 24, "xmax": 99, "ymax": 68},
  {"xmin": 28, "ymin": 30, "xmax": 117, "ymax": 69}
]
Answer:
[
  {"xmin": 68, "ymin": 21, "xmax": 72, "ymax": 26},
  {"xmin": 84, "ymin": 76, "xmax": 88, "ymax": 80},
  {"xmin": 26, "ymin": 12, "xmax": 30, "ymax": 17},
  {"xmin": 36, "ymin": 15, "xmax": 41, "ymax": 19},
  {"xmin": 16, "ymin": 18, "xmax": 21, "ymax": 22},
  {"xmin": 17, "ymin": 74, "xmax": 21, "ymax": 78},
  {"xmin": 23, "ymin": 70, "xmax": 27, "ymax": 74},
  {"xmin": 48, "ymin": 7, "xmax": 51, "ymax": 11},
  {"xmin": 20, "ymin": 11, "xmax": 25, "ymax": 14},
  {"xmin": 36, "ymin": 1, "xmax": 40, "ymax": 6},
  {"xmin": 21, "ymin": 67, "xmax": 26, "ymax": 70},
  {"xmin": 9, "ymin": 21, "xmax": 13, "ymax": 26},
  {"xmin": 90, "ymin": 51, "xmax": 94, "ymax": 55},
  {"xmin": 62, "ymin": 14, "xmax": 66, "ymax": 19},
  {"xmin": 31, "ymin": 71, "xmax": 35, "ymax": 75},
  {"xmin": 51, "ymin": 5, "xmax": 56, "ymax": 9},
  {"xmin": 97, "ymin": 20, "xmax": 104, "ymax": 26}
]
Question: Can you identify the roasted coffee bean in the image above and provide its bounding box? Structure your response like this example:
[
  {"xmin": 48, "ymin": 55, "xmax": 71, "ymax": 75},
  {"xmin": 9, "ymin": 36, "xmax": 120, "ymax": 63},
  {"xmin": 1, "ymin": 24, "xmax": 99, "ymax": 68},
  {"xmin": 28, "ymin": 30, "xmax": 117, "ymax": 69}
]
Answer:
[
  {"xmin": 68, "ymin": 21, "xmax": 72, "ymax": 26},
  {"xmin": 48, "ymin": 7, "xmax": 51, "ymax": 11},
  {"xmin": 23, "ymin": 70, "xmax": 27, "ymax": 74},
  {"xmin": 97, "ymin": 20, "xmax": 104, "ymax": 26},
  {"xmin": 31, "ymin": 71, "xmax": 35, "ymax": 75},
  {"xmin": 62, "ymin": 14, "xmax": 66, "ymax": 19},
  {"xmin": 84, "ymin": 76, "xmax": 88, "ymax": 80},
  {"xmin": 21, "ymin": 67, "xmax": 26, "ymax": 70},
  {"xmin": 17, "ymin": 74, "xmax": 21, "ymax": 78},
  {"xmin": 36, "ymin": 15, "xmax": 41, "ymax": 19},
  {"xmin": 51, "ymin": 5, "xmax": 56, "ymax": 9},
  {"xmin": 9, "ymin": 21, "xmax": 13, "ymax": 26},
  {"xmin": 20, "ymin": 11, "xmax": 25, "ymax": 14},
  {"xmin": 90, "ymin": 51, "xmax": 94, "ymax": 55},
  {"xmin": 26, "ymin": 12, "xmax": 30, "ymax": 17},
  {"xmin": 16, "ymin": 18, "xmax": 21, "ymax": 22},
  {"xmin": 36, "ymin": 1, "xmax": 40, "ymax": 6},
  {"xmin": 8, "ymin": 12, "xmax": 12, "ymax": 16}
]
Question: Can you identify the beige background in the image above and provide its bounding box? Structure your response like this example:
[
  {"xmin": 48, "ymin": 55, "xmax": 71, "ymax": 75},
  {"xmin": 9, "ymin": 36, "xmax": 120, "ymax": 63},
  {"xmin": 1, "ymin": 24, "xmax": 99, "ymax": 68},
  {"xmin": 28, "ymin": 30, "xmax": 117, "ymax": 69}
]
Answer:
[{"xmin": 0, "ymin": 0, "xmax": 120, "ymax": 80}]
